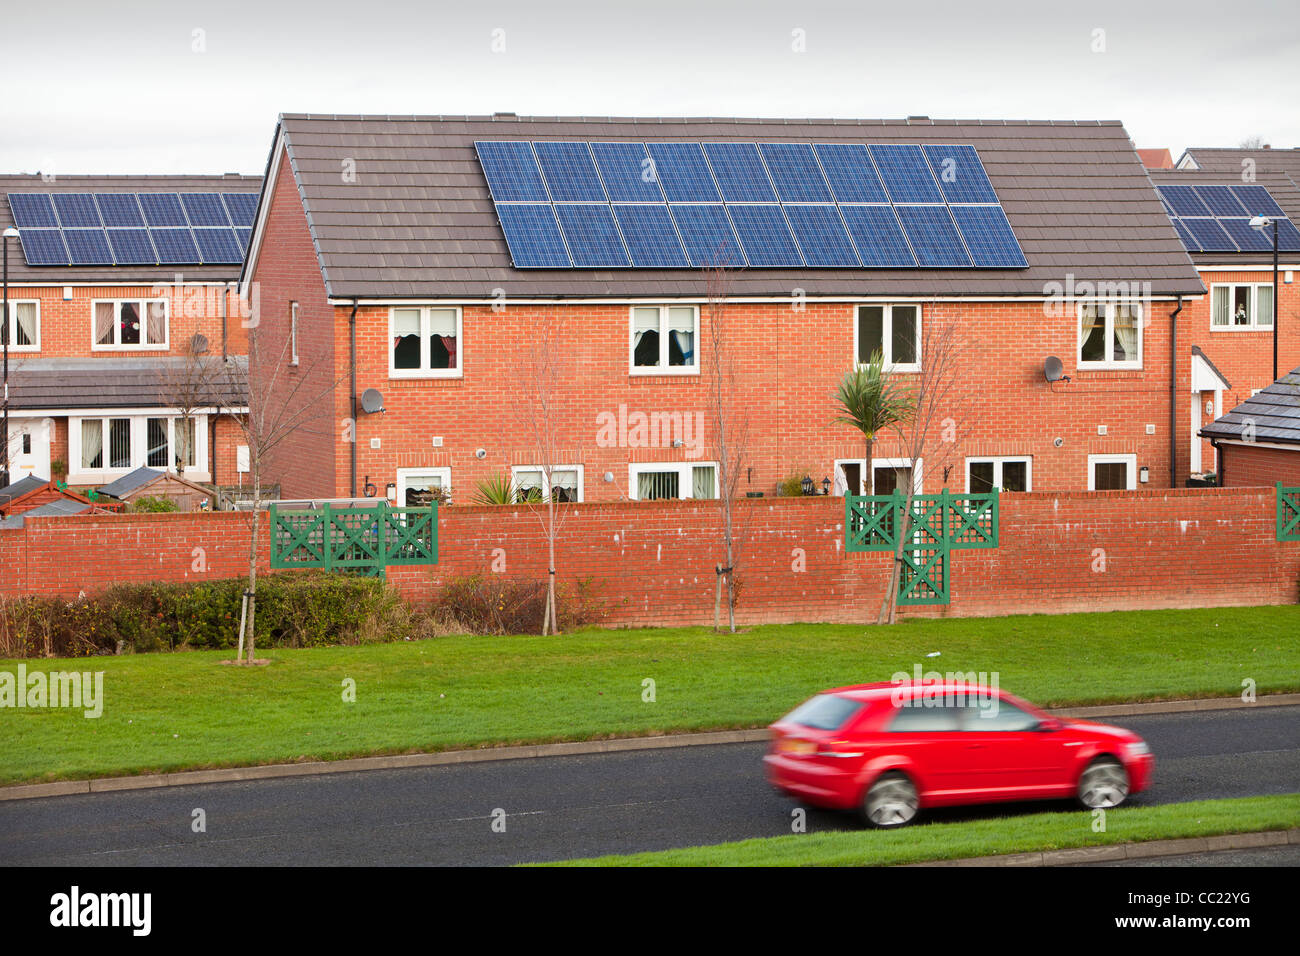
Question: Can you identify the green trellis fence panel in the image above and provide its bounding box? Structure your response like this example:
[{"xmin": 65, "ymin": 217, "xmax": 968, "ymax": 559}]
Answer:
[
  {"xmin": 1279, "ymin": 484, "xmax": 1300, "ymax": 542},
  {"xmin": 845, "ymin": 489, "xmax": 998, "ymax": 606},
  {"xmin": 269, "ymin": 502, "xmax": 438, "ymax": 579}
]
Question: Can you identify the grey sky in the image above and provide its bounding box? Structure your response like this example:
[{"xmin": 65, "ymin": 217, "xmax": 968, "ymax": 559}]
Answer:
[{"xmin": 5, "ymin": 0, "xmax": 1296, "ymax": 175}]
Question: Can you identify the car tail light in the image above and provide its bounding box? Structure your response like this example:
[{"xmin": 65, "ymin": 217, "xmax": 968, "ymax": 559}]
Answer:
[{"xmin": 814, "ymin": 740, "xmax": 864, "ymax": 759}]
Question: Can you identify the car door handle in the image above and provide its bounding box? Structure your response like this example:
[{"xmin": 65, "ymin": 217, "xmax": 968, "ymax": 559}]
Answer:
[{"xmin": 967, "ymin": 743, "xmax": 986, "ymax": 749}]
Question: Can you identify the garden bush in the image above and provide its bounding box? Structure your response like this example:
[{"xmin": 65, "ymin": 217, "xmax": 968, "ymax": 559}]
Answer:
[{"xmin": 434, "ymin": 573, "xmax": 608, "ymax": 635}]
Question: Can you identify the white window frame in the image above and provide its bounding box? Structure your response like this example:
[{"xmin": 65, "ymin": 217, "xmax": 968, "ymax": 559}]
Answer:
[
  {"xmin": 1087, "ymin": 453, "xmax": 1137, "ymax": 491},
  {"xmin": 628, "ymin": 461, "xmax": 719, "ymax": 500},
  {"xmin": 3, "ymin": 299, "xmax": 40, "ymax": 352},
  {"xmin": 629, "ymin": 305, "xmax": 700, "ymax": 376},
  {"xmin": 388, "ymin": 306, "xmax": 463, "ymax": 379},
  {"xmin": 834, "ymin": 457, "xmax": 924, "ymax": 496},
  {"xmin": 510, "ymin": 464, "xmax": 584, "ymax": 503},
  {"xmin": 91, "ymin": 298, "xmax": 169, "ymax": 351},
  {"xmin": 289, "ymin": 301, "xmax": 299, "ymax": 366},
  {"xmin": 1209, "ymin": 283, "xmax": 1274, "ymax": 331},
  {"xmin": 1077, "ymin": 301, "xmax": 1142, "ymax": 370},
  {"xmin": 854, "ymin": 303, "xmax": 922, "ymax": 373},
  {"xmin": 964, "ymin": 456, "xmax": 1032, "ymax": 493},
  {"xmin": 395, "ymin": 466, "xmax": 452, "ymax": 506},
  {"xmin": 67, "ymin": 412, "xmax": 209, "ymax": 482}
]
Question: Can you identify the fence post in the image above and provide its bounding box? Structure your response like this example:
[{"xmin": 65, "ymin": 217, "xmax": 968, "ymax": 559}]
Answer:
[{"xmin": 323, "ymin": 501, "xmax": 333, "ymax": 571}]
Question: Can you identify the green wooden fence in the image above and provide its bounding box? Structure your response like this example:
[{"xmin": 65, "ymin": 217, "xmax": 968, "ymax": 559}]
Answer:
[
  {"xmin": 269, "ymin": 502, "xmax": 438, "ymax": 578},
  {"xmin": 1279, "ymin": 484, "xmax": 1300, "ymax": 542},
  {"xmin": 845, "ymin": 489, "xmax": 999, "ymax": 605}
]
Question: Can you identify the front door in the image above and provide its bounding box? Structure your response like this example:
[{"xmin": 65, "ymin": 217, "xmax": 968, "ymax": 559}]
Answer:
[{"xmin": 7, "ymin": 418, "xmax": 51, "ymax": 481}]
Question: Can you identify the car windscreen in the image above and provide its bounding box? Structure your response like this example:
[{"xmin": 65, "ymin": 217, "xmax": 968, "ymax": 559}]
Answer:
[{"xmin": 783, "ymin": 694, "xmax": 863, "ymax": 731}]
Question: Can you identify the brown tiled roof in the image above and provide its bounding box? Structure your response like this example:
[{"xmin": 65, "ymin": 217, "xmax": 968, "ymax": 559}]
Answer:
[
  {"xmin": 1201, "ymin": 366, "xmax": 1300, "ymax": 446},
  {"xmin": 1179, "ymin": 148, "xmax": 1300, "ymax": 185},
  {"xmin": 1146, "ymin": 168, "xmax": 1300, "ymax": 266},
  {"xmin": 254, "ymin": 113, "xmax": 1205, "ymax": 300},
  {"xmin": 11, "ymin": 357, "xmax": 249, "ymax": 410},
  {"xmin": 0, "ymin": 174, "xmax": 262, "ymax": 285}
]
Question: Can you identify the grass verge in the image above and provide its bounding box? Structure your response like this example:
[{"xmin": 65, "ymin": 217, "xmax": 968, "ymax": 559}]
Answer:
[
  {"xmin": 1, "ymin": 605, "xmax": 1297, "ymax": 785},
  {"xmin": 535, "ymin": 794, "xmax": 1300, "ymax": 866}
]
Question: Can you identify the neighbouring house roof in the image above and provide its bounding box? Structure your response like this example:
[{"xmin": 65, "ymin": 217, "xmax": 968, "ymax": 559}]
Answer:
[
  {"xmin": 249, "ymin": 113, "xmax": 1205, "ymax": 300},
  {"xmin": 1178, "ymin": 147, "xmax": 1300, "ymax": 185},
  {"xmin": 0, "ymin": 173, "xmax": 261, "ymax": 285},
  {"xmin": 1146, "ymin": 168, "xmax": 1300, "ymax": 266},
  {"xmin": 1190, "ymin": 345, "xmax": 1232, "ymax": 391},
  {"xmin": 96, "ymin": 466, "xmax": 211, "ymax": 499},
  {"xmin": 1138, "ymin": 148, "xmax": 1174, "ymax": 169},
  {"xmin": 1201, "ymin": 366, "xmax": 1300, "ymax": 445},
  {"xmin": 10, "ymin": 356, "xmax": 249, "ymax": 410}
]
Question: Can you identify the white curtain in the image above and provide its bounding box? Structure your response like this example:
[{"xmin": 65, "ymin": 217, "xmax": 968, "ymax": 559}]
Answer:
[
  {"xmin": 668, "ymin": 307, "xmax": 694, "ymax": 366},
  {"xmin": 147, "ymin": 302, "xmax": 167, "ymax": 344},
  {"xmin": 1257, "ymin": 286, "xmax": 1274, "ymax": 327},
  {"xmin": 94, "ymin": 303, "xmax": 115, "ymax": 345},
  {"xmin": 551, "ymin": 469, "xmax": 578, "ymax": 502},
  {"xmin": 81, "ymin": 420, "xmax": 103, "ymax": 469},
  {"xmin": 638, "ymin": 471, "xmax": 677, "ymax": 499},
  {"xmin": 1211, "ymin": 287, "xmax": 1229, "ymax": 326},
  {"xmin": 15, "ymin": 303, "xmax": 37, "ymax": 346},
  {"xmin": 1113, "ymin": 307, "xmax": 1138, "ymax": 361},
  {"xmin": 692, "ymin": 465, "xmax": 716, "ymax": 500},
  {"xmin": 428, "ymin": 309, "xmax": 457, "ymax": 368},
  {"xmin": 632, "ymin": 307, "xmax": 660, "ymax": 352}
]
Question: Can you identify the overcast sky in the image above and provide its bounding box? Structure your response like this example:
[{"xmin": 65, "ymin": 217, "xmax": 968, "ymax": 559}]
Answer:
[{"xmin": 4, "ymin": 0, "xmax": 1296, "ymax": 176}]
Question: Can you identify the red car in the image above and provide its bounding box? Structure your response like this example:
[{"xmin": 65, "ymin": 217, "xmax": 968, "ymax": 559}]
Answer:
[{"xmin": 765, "ymin": 682, "xmax": 1153, "ymax": 827}]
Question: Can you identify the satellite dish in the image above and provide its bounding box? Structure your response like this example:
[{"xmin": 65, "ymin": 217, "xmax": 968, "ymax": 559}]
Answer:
[
  {"xmin": 1044, "ymin": 356, "xmax": 1065, "ymax": 383},
  {"xmin": 190, "ymin": 333, "xmax": 209, "ymax": 354},
  {"xmin": 360, "ymin": 388, "xmax": 385, "ymax": 414}
]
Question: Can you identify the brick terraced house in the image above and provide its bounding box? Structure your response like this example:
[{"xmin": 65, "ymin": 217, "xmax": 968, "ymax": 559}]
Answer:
[
  {"xmin": 1, "ymin": 174, "xmax": 259, "ymax": 488},
  {"xmin": 241, "ymin": 114, "xmax": 1223, "ymax": 505}
]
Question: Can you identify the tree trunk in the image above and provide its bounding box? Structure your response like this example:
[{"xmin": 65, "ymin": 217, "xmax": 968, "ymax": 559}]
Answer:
[
  {"xmin": 864, "ymin": 436, "xmax": 874, "ymax": 495},
  {"xmin": 245, "ymin": 466, "xmax": 260, "ymax": 662}
]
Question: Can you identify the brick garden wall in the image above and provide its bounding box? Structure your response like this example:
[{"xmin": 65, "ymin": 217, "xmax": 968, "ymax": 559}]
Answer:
[{"xmin": 0, "ymin": 487, "xmax": 1295, "ymax": 625}]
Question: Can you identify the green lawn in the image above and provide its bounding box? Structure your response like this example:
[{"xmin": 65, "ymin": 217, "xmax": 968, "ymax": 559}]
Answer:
[
  {"xmin": 1, "ymin": 606, "xmax": 1297, "ymax": 785},
  {"xmin": 536, "ymin": 794, "xmax": 1300, "ymax": 867}
]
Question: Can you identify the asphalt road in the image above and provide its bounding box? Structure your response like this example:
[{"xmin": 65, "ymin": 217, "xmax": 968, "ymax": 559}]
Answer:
[{"xmin": 2, "ymin": 705, "xmax": 1297, "ymax": 866}]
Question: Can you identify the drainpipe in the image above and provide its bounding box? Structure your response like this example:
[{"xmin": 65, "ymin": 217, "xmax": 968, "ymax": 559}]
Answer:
[
  {"xmin": 349, "ymin": 299, "xmax": 359, "ymax": 498},
  {"xmin": 1169, "ymin": 295, "xmax": 1183, "ymax": 489},
  {"xmin": 221, "ymin": 281, "xmax": 229, "ymax": 363}
]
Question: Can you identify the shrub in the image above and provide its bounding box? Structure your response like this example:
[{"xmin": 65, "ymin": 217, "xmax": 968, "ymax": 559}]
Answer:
[
  {"xmin": 128, "ymin": 495, "xmax": 180, "ymax": 513},
  {"xmin": 434, "ymin": 573, "xmax": 608, "ymax": 635}
]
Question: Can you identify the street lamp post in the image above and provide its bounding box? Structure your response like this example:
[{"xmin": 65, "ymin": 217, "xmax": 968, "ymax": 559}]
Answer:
[
  {"xmin": 1, "ymin": 226, "xmax": 17, "ymax": 489},
  {"xmin": 1250, "ymin": 215, "xmax": 1280, "ymax": 381}
]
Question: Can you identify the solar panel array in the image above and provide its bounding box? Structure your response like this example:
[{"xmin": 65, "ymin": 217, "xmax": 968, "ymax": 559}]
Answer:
[
  {"xmin": 475, "ymin": 141, "xmax": 1027, "ymax": 270},
  {"xmin": 7, "ymin": 192, "xmax": 258, "ymax": 266},
  {"xmin": 1155, "ymin": 183, "xmax": 1300, "ymax": 254}
]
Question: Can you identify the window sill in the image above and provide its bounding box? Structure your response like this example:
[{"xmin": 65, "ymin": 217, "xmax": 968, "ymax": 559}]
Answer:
[
  {"xmin": 92, "ymin": 344, "xmax": 169, "ymax": 352},
  {"xmin": 629, "ymin": 366, "xmax": 699, "ymax": 377},
  {"xmin": 1075, "ymin": 363, "xmax": 1143, "ymax": 373},
  {"xmin": 389, "ymin": 370, "xmax": 463, "ymax": 381},
  {"xmin": 1209, "ymin": 325, "xmax": 1272, "ymax": 332}
]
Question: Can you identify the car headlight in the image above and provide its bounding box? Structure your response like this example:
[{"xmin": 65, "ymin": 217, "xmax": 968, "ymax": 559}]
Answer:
[{"xmin": 1125, "ymin": 741, "xmax": 1150, "ymax": 757}]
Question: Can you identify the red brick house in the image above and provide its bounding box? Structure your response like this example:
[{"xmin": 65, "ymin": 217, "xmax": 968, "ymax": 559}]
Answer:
[
  {"xmin": 241, "ymin": 114, "xmax": 1211, "ymax": 504},
  {"xmin": 2, "ymin": 174, "xmax": 259, "ymax": 488}
]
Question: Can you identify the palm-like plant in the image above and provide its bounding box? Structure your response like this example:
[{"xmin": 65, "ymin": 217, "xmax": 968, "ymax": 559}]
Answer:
[{"xmin": 832, "ymin": 350, "xmax": 915, "ymax": 494}]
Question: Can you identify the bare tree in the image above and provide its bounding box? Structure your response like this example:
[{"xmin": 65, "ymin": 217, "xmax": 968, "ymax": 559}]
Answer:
[
  {"xmin": 158, "ymin": 333, "xmax": 224, "ymax": 477},
  {"xmin": 1238, "ymin": 135, "xmax": 1268, "ymax": 150},
  {"xmin": 703, "ymin": 264, "xmax": 751, "ymax": 632},
  {"xmin": 878, "ymin": 317, "xmax": 967, "ymax": 625}
]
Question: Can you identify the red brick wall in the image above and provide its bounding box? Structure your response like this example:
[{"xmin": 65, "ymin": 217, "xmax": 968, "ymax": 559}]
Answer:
[
  {"xmin": 1220, "ymin": 443, "xmax": 1300, "ymax": 487},
  {"xmin": 2, "ymin": 489, "xmax": 1295, "ymax": 625}
]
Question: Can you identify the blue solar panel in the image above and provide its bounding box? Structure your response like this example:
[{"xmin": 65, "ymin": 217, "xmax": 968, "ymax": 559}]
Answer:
[
  {"xmin": 590, "ymin": 142, "xmax": 664, "ymax": 202},
  {"xmin": 839, "ymin": 206, "xmax": 916, "ymax": 267},
  {"xmin": 95, "ymin": 193, "xmax": 145, "ymax": 227},
  {"xmin": 783, "ymin": 205, "xmax": 859, "ymax": 266},
  {"xmin": 181, "ymin": 193, "xmax": 232, "ymax": 227},
  {"xmin": 668, "ymin": 205, "xmax": 744, "ymax": 267},
  {"xmin": 896, "ymin": 206, "xmax": 971, "ymax": 266},
  {"xmin": 8, "ymin": 194, "xmax": 58, "ymax": 228},
  {"xmin": 612, "ymin": 204, "xmax": 688, "ymax": 267},
  {"xmin": 106, "ymin": 229, "xmax": 157, "ymax": 264},
  {"xmin": 139, "ymin": 194, "xmax": 188, "ymax": 227},
  {"xmin": 1159, "ymin": 185, "xmax": 1211, "ymax": 217},
  {"xmin": 1193, "ymin": 185, "xmax": 1248, "ymax": 217},
  {"xmin": 646, "ymin": 143, "xmax": 720, "ymax": 203},
  {"xmin": 151, "ymin": 227, "xmax": 201, "ymax": 263},
  {"xmin": 1217, "ymin": 218, "xmax": 1273, "ymax": 252},
  {"xmin": 1170, "ymin": 219, "xmax": 1201, "ymax": 252},
  {"xmin": 53, "ymin": 193, "xmax": 102, "ymax": 228},
  {"xmin": 223, "ymin": 193, "xmax": 259, "ymax": 226},
  {"xmin": 17, "ymin": 229, "xmax": 68, "ymax": 265},
  {"xmin": 758, "ymin": 143, "xmax": 833, "ymax": 203},
  {"xmin": 475, "ymin": 142, "xmax": 549, "ymax": 202},
  {"xmin": 496, "ymin": 204, "xmax": 571, "ymax": 268},
  {"xmin": 63, "ymin": 228, "xmax": 114, "ymax": 264},
  {"xmin": 235, "ymin": 228, "xmax": 252, "ymax": 250},
  {"xmin": 553, "ymin": 204, "xmax": 629, "ymax": 267},
  {"xmin": 1274, "ymin": 218, "xmax": 1300, "ymax": 251},
  {"xmin": 950, "ymin": 205, "xmax": 1027, "ymax": 267},
  {"xmin": 534, "ymin": 142, "xmax": 607, "ymax": 203},
  {"xmin": 703, "ymin": 143, "xmax": 777, "ymax": 203},
  {"xmin": 727, "ymin": 204, "xmax": 801, "ymax": 266},
  {"xmin": 193, "ymin": 227, "xmax": 245, "ymax": 263},
  {"xmin": 869, "ymin": 145, "xmax": 944, "ymax": 204},
  {"xmin": 1229, "ymin": 185, "xmax": 1285, "ymax": 218},
  {"xmin": 1180, "ymin": 217, "xmax": 1236, "ymax": 251},
  {"xmin": 813, "ymin": 144, "xmax": 889, "ymax": 203},
  {"xmin": 922, "ymin": 145, "xmax": 998, "ymax": 204}
]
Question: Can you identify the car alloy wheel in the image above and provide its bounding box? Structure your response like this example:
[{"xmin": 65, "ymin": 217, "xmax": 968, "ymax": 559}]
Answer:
[
  {"xmin": 862, "ymin": 771, "xmax": 919, "ymax": 828},
  {"xmin": 1077, "ymin": 757, "xmax": 1130, "ymax": 809}
]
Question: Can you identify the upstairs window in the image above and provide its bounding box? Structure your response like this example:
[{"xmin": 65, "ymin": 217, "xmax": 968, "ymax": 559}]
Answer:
[
  {"xmin": 1079, "ymin": 302, "xmax": 1141, "ymax": 369},
  {"xmin": 3, "ymin": 301, "xmax": 39, "ymax": 351},
  {"xmin": 93, "ymin": 299, "xmax": 168, "ymax": 349},
  {"xmin": 631, "ymin": 306, "xmax": 697, "ymax": 374},
  {"xmin": 390, "ymin": 307, "xmax": 461, "ymax": 377},
  {"xmin": 1211, "ymin": 284, "xmax": 1273, "ymax": 329},
  {"xmin": 856, "ymin": 304, "xmax": 919, "ymax": 371}
]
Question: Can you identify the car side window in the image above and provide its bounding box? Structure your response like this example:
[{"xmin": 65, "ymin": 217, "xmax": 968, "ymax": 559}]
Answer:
[
  {"xmin": 961, "ymin": 698, "xmax": 1040, "ymax": 731},
  {"xmin": 887, "ymin": 700, "xmax": 961, "ymax": 732}
]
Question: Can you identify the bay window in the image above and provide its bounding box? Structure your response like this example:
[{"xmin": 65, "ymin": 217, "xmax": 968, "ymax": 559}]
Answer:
[{"xmin": 73, "ymin": 414, "xmax": 206, "ymax": 477}]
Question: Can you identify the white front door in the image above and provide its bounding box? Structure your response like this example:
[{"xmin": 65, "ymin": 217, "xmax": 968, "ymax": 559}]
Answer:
[
  {"xmin": 1190, "ymin": 392, "xmax": 1202, "ymax": 474},
  {"xmin": 8, "ymin": 418, "xmax": 52, "ymax": 480}
]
